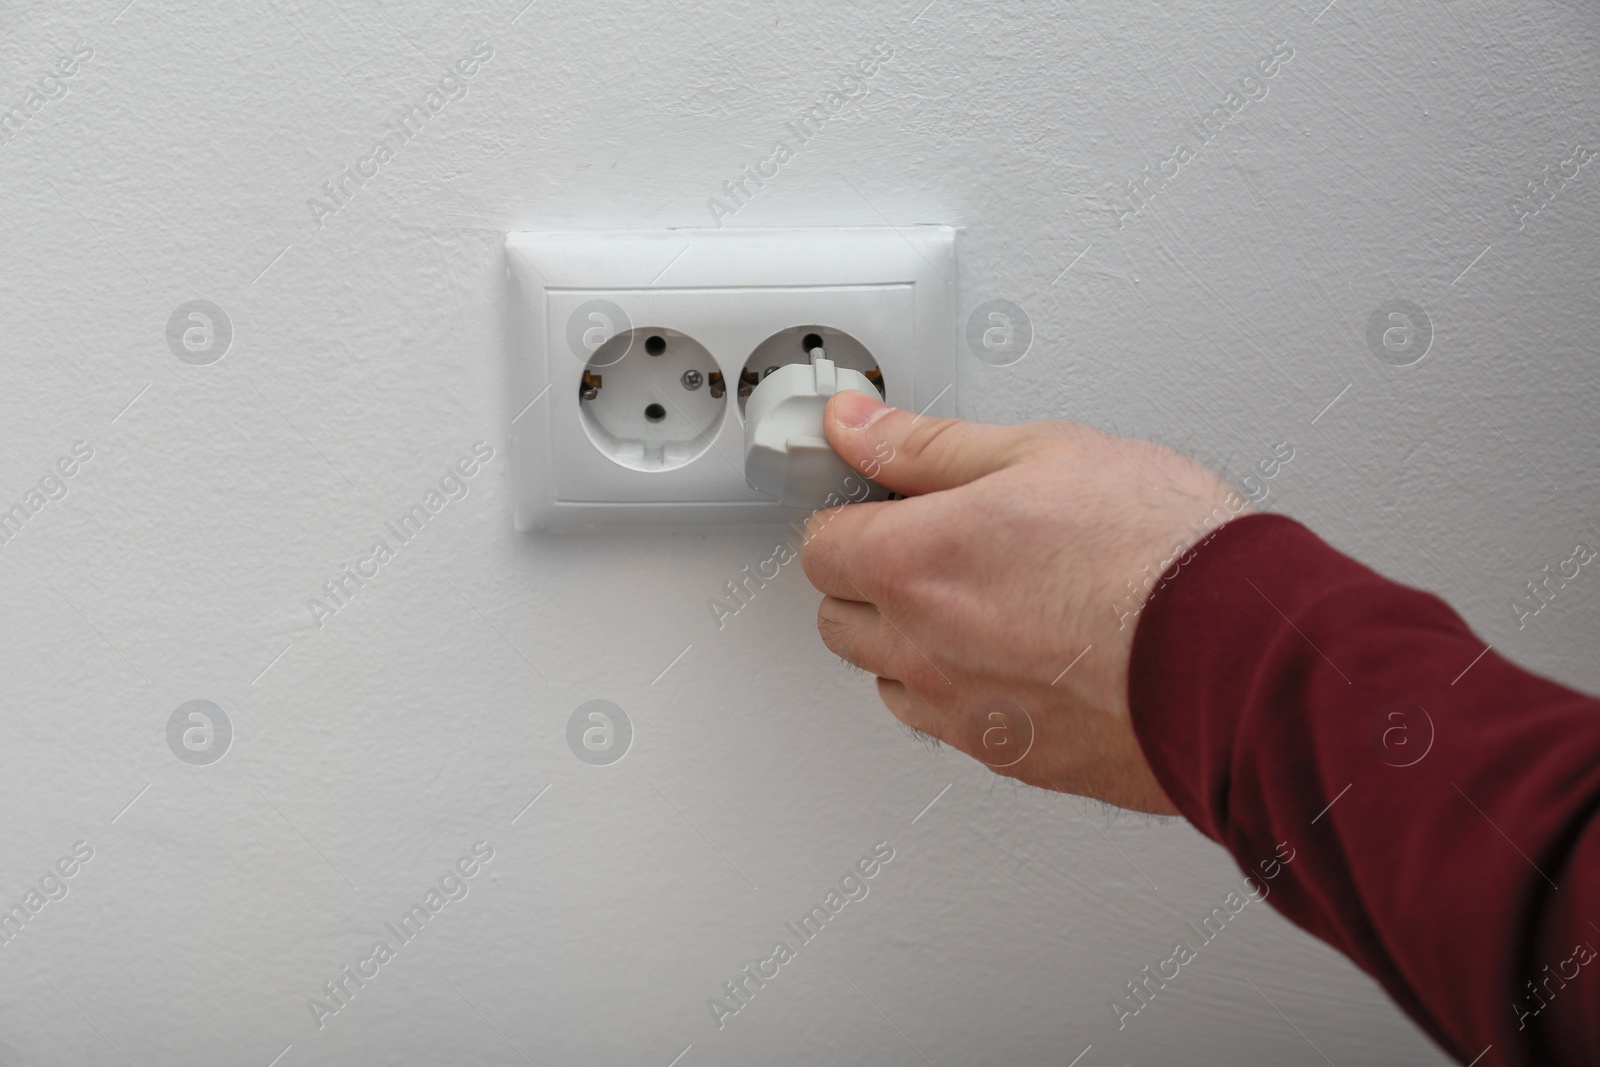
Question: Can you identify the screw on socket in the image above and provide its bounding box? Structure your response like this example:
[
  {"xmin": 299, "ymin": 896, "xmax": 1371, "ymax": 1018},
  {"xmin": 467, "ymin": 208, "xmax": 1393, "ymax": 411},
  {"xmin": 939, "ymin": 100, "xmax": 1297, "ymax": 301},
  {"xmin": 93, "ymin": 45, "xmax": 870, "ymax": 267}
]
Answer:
[{"xmin": 681, "ymin": 369, "xmax": 703, "ymax": 391}]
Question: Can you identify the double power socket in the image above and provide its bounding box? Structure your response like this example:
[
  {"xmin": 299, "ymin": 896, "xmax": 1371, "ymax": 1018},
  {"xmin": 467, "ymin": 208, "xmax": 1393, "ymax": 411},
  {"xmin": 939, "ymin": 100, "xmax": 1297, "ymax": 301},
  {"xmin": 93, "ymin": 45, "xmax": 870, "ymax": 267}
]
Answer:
[{"xmin": 505, "ymin": 226, "xmax": 958, "ymax": 531}]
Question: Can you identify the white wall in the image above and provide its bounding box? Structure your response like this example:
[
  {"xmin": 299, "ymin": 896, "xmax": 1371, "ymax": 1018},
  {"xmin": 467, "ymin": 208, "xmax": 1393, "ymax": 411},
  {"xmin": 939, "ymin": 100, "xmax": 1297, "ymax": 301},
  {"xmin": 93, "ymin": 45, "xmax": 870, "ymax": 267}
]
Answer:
[{"xmin": 1, "ymin": 0, "xmax": 1595, "ymax": 1063}]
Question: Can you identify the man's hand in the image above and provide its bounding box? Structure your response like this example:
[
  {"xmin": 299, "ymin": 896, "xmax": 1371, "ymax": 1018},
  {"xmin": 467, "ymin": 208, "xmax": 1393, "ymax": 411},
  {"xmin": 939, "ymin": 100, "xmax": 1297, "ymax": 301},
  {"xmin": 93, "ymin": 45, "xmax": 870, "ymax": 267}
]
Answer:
[{"xmin": 800, "ymin": 391, "xmax": 1250, "ymax": 814}]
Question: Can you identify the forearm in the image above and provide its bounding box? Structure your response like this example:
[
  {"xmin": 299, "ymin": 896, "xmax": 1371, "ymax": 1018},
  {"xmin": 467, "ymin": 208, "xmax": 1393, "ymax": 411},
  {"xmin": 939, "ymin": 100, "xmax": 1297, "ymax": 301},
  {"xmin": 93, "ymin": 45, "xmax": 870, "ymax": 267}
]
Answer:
[{"xmin": 1129, "ymin": 514, "xmax": 1600, "ymax": 1065}]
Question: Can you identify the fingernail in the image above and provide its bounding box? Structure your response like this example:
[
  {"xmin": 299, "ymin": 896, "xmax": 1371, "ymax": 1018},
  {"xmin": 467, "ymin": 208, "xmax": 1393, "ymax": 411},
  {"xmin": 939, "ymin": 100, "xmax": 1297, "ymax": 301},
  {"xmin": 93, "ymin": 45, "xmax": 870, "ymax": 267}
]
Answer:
[{"xmin": 834, "ymin": 390, "xmax": 890, "ymax": 429}]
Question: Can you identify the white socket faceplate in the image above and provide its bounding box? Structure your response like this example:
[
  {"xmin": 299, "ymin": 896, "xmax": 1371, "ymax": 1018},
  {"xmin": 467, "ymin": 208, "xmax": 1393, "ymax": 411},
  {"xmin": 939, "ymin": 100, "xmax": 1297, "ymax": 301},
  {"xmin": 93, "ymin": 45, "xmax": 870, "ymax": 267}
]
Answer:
[{"xmin": 505, "ymin": 226, "xmax": 958, "ymax": 531}]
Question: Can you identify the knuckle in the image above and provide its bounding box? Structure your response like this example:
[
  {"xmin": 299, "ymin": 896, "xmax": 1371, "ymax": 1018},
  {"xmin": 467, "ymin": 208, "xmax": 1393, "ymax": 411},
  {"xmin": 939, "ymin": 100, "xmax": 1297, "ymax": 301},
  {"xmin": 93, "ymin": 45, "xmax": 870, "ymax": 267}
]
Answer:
[
  {"xmin": 807, "ymin": 504, "xmax": 897, "ymax": 601},
  {"xmin": 888, "ymin": 644, "xmax": 943, "ymax": 694},
  {"xmin": 854, "ymin": 507, "xmax": 910, "ymax": 582},
  {"xmin": 815, "ymin": 601, "xmax": 851, "ymax": 656},
  {"xmin": 799, "ymin": 527, "xmax": 840, "ymax": 590},
  {"xmin": 860, "ymin": 549, "xmax": 904, "ymax": 596},
  {"xmin": 906, "ymin": 417, "xmax": 961, "ymax": 470}
]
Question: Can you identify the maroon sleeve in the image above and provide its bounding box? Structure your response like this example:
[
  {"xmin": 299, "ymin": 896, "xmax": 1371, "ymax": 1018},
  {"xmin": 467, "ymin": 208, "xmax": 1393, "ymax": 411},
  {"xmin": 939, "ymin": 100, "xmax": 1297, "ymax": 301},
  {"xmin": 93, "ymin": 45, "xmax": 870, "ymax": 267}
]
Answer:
[{"xmin": 1128, "ymin": 513, "xmax": 1600, "ymax": 1066}]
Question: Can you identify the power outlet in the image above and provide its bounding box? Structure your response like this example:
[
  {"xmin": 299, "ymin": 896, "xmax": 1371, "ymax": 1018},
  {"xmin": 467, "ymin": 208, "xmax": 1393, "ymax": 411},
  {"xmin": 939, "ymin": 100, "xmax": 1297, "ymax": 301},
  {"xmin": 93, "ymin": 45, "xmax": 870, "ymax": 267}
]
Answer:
[{"xmin": 505, "ymin": 226, "xmax": 958, "ymax": 531}]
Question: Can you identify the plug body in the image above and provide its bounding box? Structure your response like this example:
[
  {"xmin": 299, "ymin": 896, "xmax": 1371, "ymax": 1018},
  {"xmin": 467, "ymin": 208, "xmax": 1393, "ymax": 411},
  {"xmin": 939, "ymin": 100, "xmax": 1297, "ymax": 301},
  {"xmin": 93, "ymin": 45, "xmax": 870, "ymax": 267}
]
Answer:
[{"xmin": 742, "ymin": 353, "xmax": 888, "ymax": 509}]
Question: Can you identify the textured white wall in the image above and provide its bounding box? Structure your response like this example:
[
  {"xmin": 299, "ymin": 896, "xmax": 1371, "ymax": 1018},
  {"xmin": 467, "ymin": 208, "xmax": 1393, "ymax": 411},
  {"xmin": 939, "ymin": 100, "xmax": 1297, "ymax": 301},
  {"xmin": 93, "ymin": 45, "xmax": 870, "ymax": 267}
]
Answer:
[{"xmin": 1, "ymin": 0, "xmax": 1595, "ymax": 1064}]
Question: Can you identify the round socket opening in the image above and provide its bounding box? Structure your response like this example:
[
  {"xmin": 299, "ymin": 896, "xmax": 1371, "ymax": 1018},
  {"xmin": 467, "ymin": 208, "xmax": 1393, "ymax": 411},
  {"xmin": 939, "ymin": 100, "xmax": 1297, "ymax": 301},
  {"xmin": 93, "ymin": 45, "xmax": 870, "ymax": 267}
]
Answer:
[
  {"xmin": 740, "ymin": 325, "xmax": 884, "ymax": 416},
  {"xmin": 580, "ymin": 328, "xmax": 726, "ymax": 472}
]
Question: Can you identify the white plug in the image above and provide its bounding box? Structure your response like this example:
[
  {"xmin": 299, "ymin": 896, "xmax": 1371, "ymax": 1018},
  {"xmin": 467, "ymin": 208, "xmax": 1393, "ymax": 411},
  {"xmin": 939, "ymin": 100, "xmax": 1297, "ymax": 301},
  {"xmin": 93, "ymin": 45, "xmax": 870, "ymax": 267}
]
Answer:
[{"xmin": 743, "ymin": 347, "xmax": 889, "ymax": 509}]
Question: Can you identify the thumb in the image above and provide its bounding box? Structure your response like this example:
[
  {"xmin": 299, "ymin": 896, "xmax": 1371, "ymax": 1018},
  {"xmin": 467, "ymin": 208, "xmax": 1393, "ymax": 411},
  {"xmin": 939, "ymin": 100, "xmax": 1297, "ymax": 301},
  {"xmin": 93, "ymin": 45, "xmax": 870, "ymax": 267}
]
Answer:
[{"xmin": 824, "ymin": 390, "xmax": 1028, "ymax": 496}]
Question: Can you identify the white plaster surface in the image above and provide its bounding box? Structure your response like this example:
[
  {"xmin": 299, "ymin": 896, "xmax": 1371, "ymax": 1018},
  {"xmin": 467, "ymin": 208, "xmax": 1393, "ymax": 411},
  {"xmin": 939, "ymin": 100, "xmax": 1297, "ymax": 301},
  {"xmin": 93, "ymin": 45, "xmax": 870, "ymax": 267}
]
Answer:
[{"xmin": 0, "ymin": 1, "xmax": 1595, "ymax": 1064}]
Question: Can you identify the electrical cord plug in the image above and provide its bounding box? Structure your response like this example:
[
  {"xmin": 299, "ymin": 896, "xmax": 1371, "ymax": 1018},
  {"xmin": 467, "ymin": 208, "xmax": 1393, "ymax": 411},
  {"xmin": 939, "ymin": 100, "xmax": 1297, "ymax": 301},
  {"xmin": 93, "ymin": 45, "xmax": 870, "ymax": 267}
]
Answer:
[{"xmin": 742, "ymin": 347, "xmax": 889, "ymax": 508}]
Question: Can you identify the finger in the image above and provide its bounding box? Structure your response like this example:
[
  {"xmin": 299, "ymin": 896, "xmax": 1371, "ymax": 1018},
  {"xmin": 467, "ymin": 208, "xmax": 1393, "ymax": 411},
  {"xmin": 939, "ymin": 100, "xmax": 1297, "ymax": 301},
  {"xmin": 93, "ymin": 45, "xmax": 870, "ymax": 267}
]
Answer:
[
  {"xmin": 824, "ymin": 391, "xmax": 1034, "ymax": 496},
  {"xmin": 877, "ymin": 675, "xmax": 961, "ymax": 740},
  {"xmin": 876, "ymin": 676, "xmax": 910, "ymax": 717},
  {"xmin": 798, "ymin": 497, "xmax": 899, "ymax": 602},
  {"xmin": 816, "ymin": 596, "xmax": 900, "ymax": 677},
  {"xmin": 876, "ymin": 677, "xmax": 940, "ymax": 735}
]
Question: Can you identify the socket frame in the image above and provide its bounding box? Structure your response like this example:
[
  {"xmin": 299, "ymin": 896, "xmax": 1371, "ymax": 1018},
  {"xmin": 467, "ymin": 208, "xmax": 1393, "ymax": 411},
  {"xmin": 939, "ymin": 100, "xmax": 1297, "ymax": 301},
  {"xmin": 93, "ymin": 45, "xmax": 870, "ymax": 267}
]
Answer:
[{"xmin": 505, "ymin": 226, "xmax": 958, "ymax": 531}]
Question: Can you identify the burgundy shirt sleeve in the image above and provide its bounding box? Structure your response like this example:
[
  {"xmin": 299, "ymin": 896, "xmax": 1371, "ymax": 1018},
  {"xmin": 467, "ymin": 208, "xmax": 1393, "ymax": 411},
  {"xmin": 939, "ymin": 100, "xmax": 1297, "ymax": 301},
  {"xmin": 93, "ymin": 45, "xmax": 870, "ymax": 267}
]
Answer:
[{"xmin": 1128, "ymin": 513, "xmax": 1600, "ymax": 1066}]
